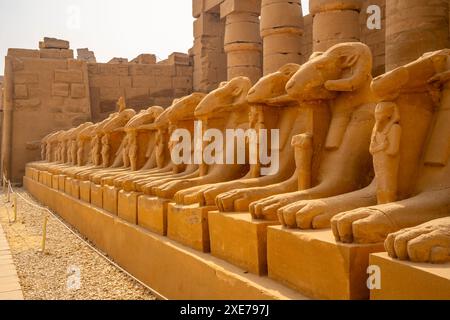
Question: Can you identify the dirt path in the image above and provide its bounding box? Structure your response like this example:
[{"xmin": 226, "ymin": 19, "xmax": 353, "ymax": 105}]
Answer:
[{"xmin": 0, "ymin": 188, "xmax": 156, "ymax": 300}]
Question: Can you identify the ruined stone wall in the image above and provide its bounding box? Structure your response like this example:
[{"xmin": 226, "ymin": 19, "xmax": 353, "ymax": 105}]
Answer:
[
  {"xmin": 2, "ymin": 46, "xmax": 92, "ymax": 182},
  {"xmin": 88, "ymin": 52, "xmax": 193, "ymax": 122},
  {"xmin": 192, "ymin": 3, "xmax": 227, "ymax": 92}
]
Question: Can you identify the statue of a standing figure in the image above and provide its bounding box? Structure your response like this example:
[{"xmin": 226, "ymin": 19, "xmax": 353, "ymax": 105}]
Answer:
[{"xmin": 369, "ymin": 102, "xmax": 401, "ymax": 204}]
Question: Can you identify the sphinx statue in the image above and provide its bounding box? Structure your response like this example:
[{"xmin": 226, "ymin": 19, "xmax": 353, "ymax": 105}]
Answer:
[
  {"xmin": 149, "ymin": 77, "xmax": 260, "ymax": 202},
  {"xmin": 329, "ymin": 49, "xmax": 450, "ymax": 245},
  {"xmin": 115, "ymin": 93, "xmax": 206, "ymax": 193},
  {"xmin": 218, "ymin": 43, "xmax": 376, "ymax": 221}
]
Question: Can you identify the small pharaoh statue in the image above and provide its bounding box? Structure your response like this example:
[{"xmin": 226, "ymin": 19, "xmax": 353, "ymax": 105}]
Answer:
[
  {"xmin": 101, "ymin": 133, "xmax": 111, "ymax": 168},
  {"xmin": 122, "ymin": 134, "xmax": 131, "ymax": 168},
  {"xmin": 128, "ymin": 130, "xmax": 138, "ymax": 171},
  {"xmin": 247, "ymin": 105, "xmax": 266, "ymax": 178},
  {"xmin": 91, "ymin": 134, "xmax": 101, "ymax": 166},
  {"xmin": 370, "ymin": 102, "xmax": 402, "ymax": 204},
  {"xmin": 291, "ymin": 133, "xmax": 314, "ymax": 191}
]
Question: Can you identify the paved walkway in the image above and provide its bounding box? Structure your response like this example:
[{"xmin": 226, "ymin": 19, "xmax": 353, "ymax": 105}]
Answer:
[{"xmin": 0, "ymin": 222, "xmax": 23, "ymax": 300}]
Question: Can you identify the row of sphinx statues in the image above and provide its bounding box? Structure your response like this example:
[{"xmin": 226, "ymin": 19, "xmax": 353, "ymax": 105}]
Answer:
[{"xmin": 29, "ymin": 42, "xmax": 450, "ymax": 265}]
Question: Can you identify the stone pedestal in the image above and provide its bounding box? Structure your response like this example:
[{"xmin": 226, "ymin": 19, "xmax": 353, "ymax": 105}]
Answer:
[
  {"xmin": 103, "ymin": 185, "xmax": 119, "ymax": 215},
  {"xmin": 370, "ymin": 253, "xmax": 450, "ymax": 300},
  {"xmin": 69, "ymin": 178, "xmax": 80, "ymax": 199},
  {"xmin": 43, "ymin": 171, "xmax": 53, "ymax": 187},
  {"xmin": 58, "ymin": 175, "xmax": 66, "ymax": 192},
  {"xmin": 90, "ymin": 183, "xmax": 103, "ymax": 208},
  {"xmin": 51, "ymin": 174, "xmax": 59, "ymax": 189},
  {"xmin": 117, "ymin": 190, "xmax": 141, "ymax": 224},
  {"xmin": 260, "ymin": 0, "xmax": 304, "ymax": 75},
  {"xmin": 310, "ymin": 0, "xmax": 362, "ymax": 52},
  {"xmin": 138, "ymin": 196, "xmax": 170, "ymax": 236},
  {"xmin": 209, "ymin": 211, "xmax": 279, "ymax": 275},
  {"xmin": 79, "ymin": 180, "xmax": 91, "ymax": 202},
  {"xmin": 64, "ymin": 177, "xmax": 72, "ymax": 194},
  {"xmin": 386, "ymin": 0, "xmax": 449, "ymax": 71},
  {"xmin": 267, "ymin": 226, "xmax": 385, "ymax": 299},
  {"xmin": 221, "ymin": 0, "xmax": 262, "ymax": 83},
  {"xmin": 167, "ymin": 203, "xmax": 215, "ymax": 252}
]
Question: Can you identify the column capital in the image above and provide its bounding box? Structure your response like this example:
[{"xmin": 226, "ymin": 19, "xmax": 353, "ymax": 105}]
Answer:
[{"xmin": 220, "ymin": 0, "xmax": 261, "ymax": 19}]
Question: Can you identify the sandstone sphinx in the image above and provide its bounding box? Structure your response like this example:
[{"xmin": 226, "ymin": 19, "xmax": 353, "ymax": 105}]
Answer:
[
  {"xmin": 111, "ymin": 93, "xmax": 206, "ymax": 193},
  {"xmin": 151, "ymin": 77, "xmax": 256, "ymax": 201},
  {"xmin": 170, "ymin": 64, "xmax": 304, "ymax": 208},
  {"xmin": 328, "ymin": 50, "xmax": 450, "ymax": 247},
  {"xmin": 220, "ymin": 43, "xmax": 377, "ymax": 221}
]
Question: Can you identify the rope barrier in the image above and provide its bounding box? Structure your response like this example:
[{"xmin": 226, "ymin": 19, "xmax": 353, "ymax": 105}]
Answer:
[{"xmin": 2, "ymin": 174, "xmax": 167, "ymax": 300}]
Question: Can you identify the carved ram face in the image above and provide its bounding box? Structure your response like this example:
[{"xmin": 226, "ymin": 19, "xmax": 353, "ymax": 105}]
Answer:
[{"xmin": 286, "ymin": 42, "xmax": 373, "ymax": 101}]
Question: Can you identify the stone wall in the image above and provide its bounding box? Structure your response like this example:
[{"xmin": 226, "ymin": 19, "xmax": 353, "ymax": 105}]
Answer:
[
  {"xmin": 88, "ymin": 52, "xmax": 193, "ymax": 122},
  {"xmin": 2, "ymin": 44, "xmax": 92, "ymax": 181},
  {"xmin": 1, "ymin": 39, "xmax": 194, "ymax": 183}
]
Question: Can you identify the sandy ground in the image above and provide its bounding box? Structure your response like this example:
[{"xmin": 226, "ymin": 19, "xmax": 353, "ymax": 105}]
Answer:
[{"xmin": 0, "ymin": 188, "xmax": 156, "ymax": 300}]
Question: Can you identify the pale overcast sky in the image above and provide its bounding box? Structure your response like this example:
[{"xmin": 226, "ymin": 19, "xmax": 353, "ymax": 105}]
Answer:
[{"xmin": 0, "ymin": 0, "xmax": 310, "ymax": 73}]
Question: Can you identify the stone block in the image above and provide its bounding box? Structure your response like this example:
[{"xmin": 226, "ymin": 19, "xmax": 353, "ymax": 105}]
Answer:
[
  {"xmin": 267, "ymin": 226, "xmax": 385, "ymax": 300},
  {"xmin": 220, "ymin": 0, "xmax": 261, "ymax": 18},
  {"xmin": 54, "ymin": 69, "xmax": 83, "ymax": 83},
  {"xmin": 125, "ymin": 87, "xmax": 149, "ymax": 99},
  {"xmin": 80, "ymin": 181, "xmax": 91, "ymax": 202},
  {"xmin": 15, "ymin": 98, "xmax": 41, "ymax": 109},
  {"xmin": 71, "ymin": 83, "xmax": 86, "ymax": 98},
  {"xmin": 40, "ymin": 48, "xmax": 74, "ymax": 59},
  {"xmin": 103, "ymin": 185, "xmax": 119, "ymax": 215},
  {"xmin": 370, "ymin": 253, "xmax": 450, "ymax": 300},
  {"xmin": 7, "ymin": 48, "xmax": 40, "ymax": 58},
  {"xmin": 118, "ymin": 190, "xmax": 141, "ymax": 225},
  {"xmin": 131, "ymin": 54, "xmax": 156, "ymax": 65},
  {"xmin": 41, "ymin": 37, "xmax": 70, "ymax": 49},
  {"xmin": 90, "ymin": 75, "xmax": 120, "ymax": 87},
  {"xmin": 14, "ymin": 73, "xmax": 38, "ymax": 84},
  {"xmin": 209, "ymin": 211, "xmax": 279, "ymax": 275},
  {"xmin": 138, "ymin": 196, "xmax": 170, "ymax": 236},
  {"xmin": 14, "ymin": 84, "xmax": 28, "ymax": 99},
  {"xmin": 132, "ymin": 75, "xmax": 157, "ymax": 88},
  {"xmin": 167, "ymin": 203, "xmax": 215, "ymax": 252},
  {"xmin": 90, "ymin": 183, "xmax": 103, "ymax": 208},
  {"xmin": 168, "ymin": 52, "xmax": 190, "ymax": 66},
  {"xmin": 52, "ymin": 83, "xmax": 69, "ymax": 97}
]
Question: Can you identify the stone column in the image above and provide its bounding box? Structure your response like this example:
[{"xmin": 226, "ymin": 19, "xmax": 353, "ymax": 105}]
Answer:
[
  {"xmin": 261, "ymin": 0, "xmax": 304, "ymax": 75},
  {"xmin": 386, "ymin": 0, "xmax": 449, "ymax": 71},
  {"xmin": 310, "ymin": 0, "xmax": 362, "ymax": 52},
  {"xmin": 221, "ymin": 0, "xmax": 262, "ymax": 84}
]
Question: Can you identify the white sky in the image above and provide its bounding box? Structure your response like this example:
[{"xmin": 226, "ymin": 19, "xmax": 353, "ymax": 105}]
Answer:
[{"xmin": 0, "ymin": 0, "xmax": 310, "ymax": 73}]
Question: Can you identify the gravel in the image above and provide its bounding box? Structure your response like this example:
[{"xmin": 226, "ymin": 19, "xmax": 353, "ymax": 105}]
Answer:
[{"xmin": 0, "ymin": 188, "xmax": 156, "ymax": 300}]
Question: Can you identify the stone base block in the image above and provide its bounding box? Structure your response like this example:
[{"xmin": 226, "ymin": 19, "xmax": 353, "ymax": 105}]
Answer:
[
  {"xmin": 58, "ymin": 175, "xmax": 66, "ymax": 192},
  {"xmin": 80, "ymin": 181, "xmax": 91, "ymax": 202},
  {"xmin": 167, "ymin": 203, "xmax": 215, "ymax": 252},
  {"xmin": 267, "ymin": 226, "xmax": 385, "ymax": 300},
  {"xmin": 90, "ymin": 183, "xmax": 103, "ymax": 208},
  {"xmin": 137, "ymin": 196, "xmax": 170, "ymax": 235},
  {"xmin": 32, "ymin": 168, "xmax": 39, "ymax": 181},
  {"xmin": 52, "ymin": 175, "xmax": 59, "ymax": 189},
  {"xmin": 43, "ymin": 172, "xmax": 53, "ymax": 187},
  {"xmin": 370, "ymin": 253, "xmax": 450, "ymax": 300},
  {"xmin": 69, "ymin": 179, "xmax": 80, "ymax": 199},
  {"xmin": 64, "ymin": 177, "xmax": 72, "ymax": 194},
  {"xmin": 209, "ymin": 211, "xmax": 279, "ymax": 275},
  {"xmin": 117, "ymin": 190, "xmax": 141, "ymax": 224},
  {"xmin": 103, "ymin": 185, "xmax": 119, "ymax": 215}
]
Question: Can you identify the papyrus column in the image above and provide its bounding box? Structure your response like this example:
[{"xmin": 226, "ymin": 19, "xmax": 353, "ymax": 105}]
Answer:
[
  {"xmin": 221, "ymin": 0, "xmax": 262, "ymax": 84},
  {"xmin": 310, "ymin": 0, "xmax": 362, "ymax": 52},
  {"xmin": 386, "ymin": 0, "xmax": 449, "ymax": 71},
  {"xmin": 261, "ymin": 0, "xmax": 304, "ymax": 75}
]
